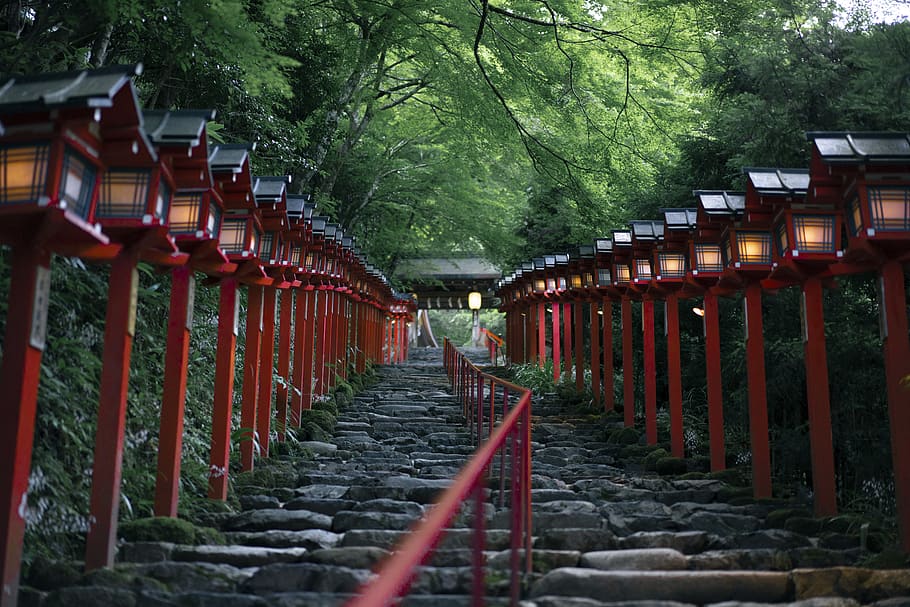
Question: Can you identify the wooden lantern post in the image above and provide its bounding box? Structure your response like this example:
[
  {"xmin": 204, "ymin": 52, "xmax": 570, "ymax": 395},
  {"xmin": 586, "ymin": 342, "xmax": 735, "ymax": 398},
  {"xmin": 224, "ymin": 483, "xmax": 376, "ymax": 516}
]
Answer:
[
  {"xmin": 629, "ymin": 220, "xmax": 664, "ymax": 446},
  {"xmin": 594, "ymin": 238, "xmax": 618, "ymax": 412},
  {"xmin": 707, "ymin": 189, "xmax": 775, "ymax": 499},
  {"xmin": 687, "ymin": 194, "xmax": 740, "ymax": 472},
  {"xmin": 0, "ymin": 66, "xmax": 145, "ymax": 605},
  {"xmin": 142, "ymin": 109, "xmax": 234, "ymax": 518},
  {"xmin": 207, "ymin": 143, "xmax": 267, "ymax": 491},
  {"xmin": 569, "ymin": 245, "xmax": 596, "ymax": 394},
  {"xmin": 251, "ymin": 175, "xmax": 292, "ymax": 459},
  {"xmin": 611, "ymin": 229, "xmax": 636, "ymax": 428},
  {"xmin": 806, "ymin": 132, "xmax": 910, "ymax": 549},
  {"xmin": 746, "ymin": 166, "xmax": 842, "ymax": 516},
  {"xmin": 658, "ymin": 209, "xmax": 704, "ymax": 459},
  {"xmin": 529, "ymin": 258, "xmax": 548, "ymax": 369}
]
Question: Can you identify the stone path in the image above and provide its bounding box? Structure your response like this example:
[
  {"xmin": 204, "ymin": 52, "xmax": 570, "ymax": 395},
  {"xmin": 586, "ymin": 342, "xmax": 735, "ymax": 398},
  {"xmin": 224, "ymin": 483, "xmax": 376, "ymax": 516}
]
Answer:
[{"xmin": 21, "ymin": 347, "xmax": 910, "ymax": 606}]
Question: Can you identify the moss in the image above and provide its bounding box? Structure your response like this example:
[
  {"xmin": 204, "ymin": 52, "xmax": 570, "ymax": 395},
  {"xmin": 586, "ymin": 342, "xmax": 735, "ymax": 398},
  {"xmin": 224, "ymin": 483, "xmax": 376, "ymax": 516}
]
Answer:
[
  {"xmin": 717, "ymin": 486, "xmax": 754, "ymax": 503},
  {"xmin": 822, "ymin": 514, "xmax": 881, "ymax": 534},
  {"xmin": 643, "ymin": 448, "xmax": 670, "ymax": 471},
  {"xmin": 24, "ymin": 557, "xmax": 82, "ymax": 591},
  {"xmin": 859, "ymin": 547, "xmax": 910, "ymax": 569},
  {"xmin": 655, "ymin": 456, "xmax": 688, "ymax": 476},
  {"xmin": 707, "ymin": 467, "xmax": 748, "ymax": 486},
  {"xmin": 688, "ymin": 455, "xmax": 711, "ymax": 473},
  {"xmin": 118, "ymin": 517, "xmax": 197, "ymax": 544},
  {"xmin": 193, "ymin": 526, "xmax": 226, "ymax": 546},
  {"xmin": 301, "ymin": 422, "xmax": 332, "ymax": 442},
  {"xmin": 765, "ymin": 508, "xmax": 813, "ymax": 529},
  {"xmin": 608, "ymin": 427, "xmax": 640, "ymax": 445},
  {"xmin": 313, "ymin": 397, "xmax": 339, "ymax": 417},
  {"xmin": 784, "ymin": 516, "xmax": 824, "ymax": 535},
  {"xmin": 300, "ymin": 409, "xmax": 336, "ymax": 434},
  {"xmin": 677, "ymin": 471, "xmax": 709, "ymax": 480},
  {"xmin": 334, "ymin": 381, "xmax": 354, "ymax": 406}
]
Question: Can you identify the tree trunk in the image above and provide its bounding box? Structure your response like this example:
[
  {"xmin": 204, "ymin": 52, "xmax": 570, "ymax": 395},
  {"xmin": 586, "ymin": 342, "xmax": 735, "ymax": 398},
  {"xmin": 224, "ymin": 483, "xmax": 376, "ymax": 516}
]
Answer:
[{"xmin": 89, "ymin": 22, "xmax": 114, "ymax": 68}]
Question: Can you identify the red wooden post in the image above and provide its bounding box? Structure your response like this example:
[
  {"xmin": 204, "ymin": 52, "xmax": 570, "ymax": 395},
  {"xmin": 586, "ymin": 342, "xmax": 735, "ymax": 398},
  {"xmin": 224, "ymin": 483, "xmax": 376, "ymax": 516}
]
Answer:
[
  {"xmin": 666, "ymin": 293, "xmax": 684, "ymax": 458},
  {"xmin": 622, "ymin": 297, "xmax": 634, "ymax": 427},
  {"xmin": 240, "ymin": 284, "xmax": 263, "ymax": 472},
  {"xmin": 276, "ymin": 288, "xmax": 293, "ymax": 441},
  {"xmin": 603, "ymin": 298, "xmax": 614, "ymax": 412},
  {"xmin": 154, "ymin": 265, "xmax": 195, "ymax": 517},
  {"xmin": 325, "ymin": 291, "xmax": 336, "ymax": 386},
  {"xmin": 574, "ymin": 302, "xmax": 584, "ymax": 393},
  {"xmin": 0, "ymin": 246, "xmax": 52, "ymax": 604},
  {"xmin": 801, "ymin": 277, "xmax": 837, "ymax": 516},
  {"xmin": 642, "ymin": 299, "xmax": 657, "ymax": 445},
  {"xmin": 85, "ymin": 252, "xmax": 140, "ymax": 571},
  {"xmin": 300, "ymin": 290, "xmax": 317, "ymax": 411},
  {"xmin": 590, "ymin": 301, "xmax": 601, "ymax": 405},
  {"xmin": 880, "ymin": 259, "xmax": 910, "ymax": 550},
  {"xmin": 744, "ymin": 282, "xmax": 772, "ymax": 499},
  {"xmin": 552, "ymin": 303, "xmax": 561, "ymax": 381},
  {"xmin": 314, "ymin": 290, "xmax": 328, "ymax": 394},
  {"xmin": 256, "ymin": 287, "xmax": 277, "ymax": 457},
  {"xmin": 208, "ymin": 278, "xmax": 239, "ymax": 499},
  {"xmin": 562, "ymin": 302, "xmax": 573, "ymax": 381},
  {"xmin": 537, "ymin": 303, "xmax": 546, "ymax": 369},
  {"xmin": 703, "ymin": 291, "xmax": 725, "ymax": 471},
  {"xmin": 526, "ymin": 309, "xmax": 537, "ymax": 364}
]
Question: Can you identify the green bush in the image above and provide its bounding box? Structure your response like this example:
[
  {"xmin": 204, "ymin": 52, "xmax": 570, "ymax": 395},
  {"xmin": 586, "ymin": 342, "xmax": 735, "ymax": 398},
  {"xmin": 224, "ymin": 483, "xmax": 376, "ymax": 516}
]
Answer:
[
  {"xmin": 655, "ymin": 457, "xmax": 688, "ymax": 476},
  {"xmin": 118, "ymin": 517, "xmax": 198, "ymax": 544}
]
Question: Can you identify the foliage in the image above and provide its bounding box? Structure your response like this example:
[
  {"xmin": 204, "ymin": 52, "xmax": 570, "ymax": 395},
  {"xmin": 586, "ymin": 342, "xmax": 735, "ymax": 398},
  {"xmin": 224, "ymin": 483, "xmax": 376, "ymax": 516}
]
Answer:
[{"xmin": 427, "ymin": 309, "xmax": 505, "ymax": 348}]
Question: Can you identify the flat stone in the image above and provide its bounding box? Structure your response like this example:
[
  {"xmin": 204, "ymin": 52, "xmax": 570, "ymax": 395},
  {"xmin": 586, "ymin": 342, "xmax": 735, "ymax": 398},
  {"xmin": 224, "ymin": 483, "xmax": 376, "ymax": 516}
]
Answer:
[
  {"xmin": 581, "ymin": 548, "xmax": 688, "ymax": 571},
  {"xmin": 333, "ymin": 510, "xmax": 419, "ymax": 532},
  {"xmin": 299, "ymin": 441, "xmax": 338, "ymax": 454},
  {"xmin": 169, "ymin": 592, "xmax": 269, "ymax": 607},
  {"xmin": 224, "ymin": 529, "xmax": 341, "ymax": 550},
  {"xmin": 792, "ymin": 567, "xmax": 910, "ymax": 603},
  {"xmin": 618, "ymin": 531, "xmax": 709, "ymax": 554},
  {"xmin": 726, "ymin": 529, "xmax": 813, "ymax": 550},
  {"xmin": 339, "ymin": 529, "xmax": 406, "ymax": 549},
  {"xmin": 240, "ymin": 495, "xmax": 281, "ymax": 510},
  {"xmin": 536, "ymin": 528, "xmax": 617, "ymax": 552},
  {"xmin": 525, "ymin": 598, "xmax": 695, "ymax": 607},
  {"xmin": 117, "ymin": 542, "xmax": 176, "ymax": 563},
  {"xmin": 536, "ymin": 500, "xmax": 599, "ymax": 515},
  {"xmin": 685, "ymin": 511, "xmax": 762, "ymax": 534},
  {"xmin": 350, "ymin": 498, "xmax": 424, "ymax": 516},
  {"xmin": 487, "ymin": 549, "xmax": 580, "ymax": 573},
  {"xmin": 304, "ymin": 547, "xmax": 389, "ymax": 569},
  {"xmin": 225, "ymin": 509, "xmax": 332, "ymax": 532},
  {"xmin": 709, "ymin": 600, "xmax": 860, "ymax": 607},
  {"xmin": 295, "ymin": 484, "xmax": 352, "ymax": 499},
  {"xmin": 44, "ymin": 587, "xmax": 137, "ymax": 607},
  {"xmin": 687, "ymin": 549, "xmax": 792, "ymax": 571},
  {"xmin": 241, "ymin": 563, "xmax": 372, "ymax": 594},
  {"xmin": 530, "ymin": 569, "xmax": 790, "ymax": 603},
  {"xmin": 284, "ymin": 497, "xmax": 356, "ymax": 516},
  {"xmin": 172, "ymin": 545, "xmax": 308, "ymax": 567},
  {"xmin": 258, "ymin": 592, "xmax": 354, "ymax": 606},
  {"xmin": 129, "ymin": 561, "xmax": 249, "ymax": 593}
]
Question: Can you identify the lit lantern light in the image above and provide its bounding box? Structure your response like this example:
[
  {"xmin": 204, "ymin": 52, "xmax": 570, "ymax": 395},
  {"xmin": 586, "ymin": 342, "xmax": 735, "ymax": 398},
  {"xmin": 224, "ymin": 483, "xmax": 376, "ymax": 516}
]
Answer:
[
  {"xmin": 611, "ymin": 228, "xmax": 634, "ymax": 289},
  {"xmin": 593, "ymin": 238, "xmax": 614, "ymax": 294},
  {"xmin": 691, "ymin": 191, "xmax": 743, "ymax": 282},
  {"xmin": 532, "ymin": 257, "xmax": 547, "ymax": 296},
  {"xmin": 629, "ymin": 220, "xmax": 663, "ymax": 289},
  {"xmin": 543, "ymin": 254, "xmax": 558, "ymax": 293},
  {"xmin": 252, "ymin": 176, "xmax": 291, "ymax": 268},
  {"xmin": 554, "ymin": 252, "xmax": 569, "ymax": 293}
]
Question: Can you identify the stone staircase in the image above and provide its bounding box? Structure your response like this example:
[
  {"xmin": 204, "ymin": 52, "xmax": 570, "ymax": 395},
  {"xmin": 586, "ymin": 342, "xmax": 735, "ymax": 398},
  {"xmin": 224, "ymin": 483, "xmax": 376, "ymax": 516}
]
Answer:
[{"xmin": 22, "ymin": 347, "xmax": 910, "ymax": 606}]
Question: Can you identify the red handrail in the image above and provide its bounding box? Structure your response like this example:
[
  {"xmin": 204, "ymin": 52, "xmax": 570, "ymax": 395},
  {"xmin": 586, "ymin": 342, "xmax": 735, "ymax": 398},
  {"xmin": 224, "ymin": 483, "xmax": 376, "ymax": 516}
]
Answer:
[{"xmin": 346, "ymin": 339, "xmax": 533, "ymax": 607}]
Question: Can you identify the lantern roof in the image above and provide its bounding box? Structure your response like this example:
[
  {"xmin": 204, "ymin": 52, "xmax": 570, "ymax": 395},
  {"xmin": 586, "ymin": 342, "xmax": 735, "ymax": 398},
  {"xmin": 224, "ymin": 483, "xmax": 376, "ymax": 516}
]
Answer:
[
  {"xmin": 806, "ymin": 132, "xmax": 910, "ymax": 163},
  {"xmin": 311, "ymin": 215, "xmax": 328, "ymax": 234},
  {"xmin": 208, "ymin": 143, "xmax": 254, "ymax": 174},
  {"xmin": 325, "ymin": 223, "xmax": 338, "ymax": 239},
  {"xmin": 630, "ymin": 220, "xmax": 664, "ymax": 241},
  {"xmin": 612, "ymin": 229, "xmax": 633, "ymax": 247},
  {"xmin": 253, "ymin": 176, "xmax": 290, "ymax": 209},
  {"xmin": 522, "ymin": 261, "xmax": 534, "ymax": 272},
  {"xmin": 662, "ymin": 208, "xmax": 697, "ymax": 231},
  {"xmin": 286, "ymin": 194, "xmax": 310, "ymax": 220},
  {"xmin": 577, "ymin": 244, "xmax": 595, "ymax": 259},
  {"xmin": 143, "ymin": 109, "xmax": 215, "ymax": 147},
  {"xmin": 0, "ymin": 64, "xmax": 143, "ymax": 131},
  {"xmin": 742, "ymin": 168, "xmax": 809, "ymax": 196},
  {"xmin": 532, "ymin": 257, "xmax": 546, "ymax": 271},
  {"xmin": 694, "ymin": 190, "xmax": 745, "ymax": 216},
  {"xmin": 543, "ymin": 254, "xmax": 557, "ymax": 268},
  {"xmin": 594, "ymin": 238, "xmax": 613, "ymax": 254},
  {"xmin": 554, "ymin": 252, "xmax": 569, "ymax": 265}
]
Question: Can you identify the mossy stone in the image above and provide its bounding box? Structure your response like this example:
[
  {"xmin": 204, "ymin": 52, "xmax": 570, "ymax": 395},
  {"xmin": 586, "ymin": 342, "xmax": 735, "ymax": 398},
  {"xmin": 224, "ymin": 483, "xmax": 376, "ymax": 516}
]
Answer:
[
  {"xmin": 300, "ymin": 409, "xmax": 336, "ymax": 434},
  {"xmin": 302, "ymin": 422, "xmax": 331, "ymax": 442},
  {"xmin": 24, "ymin": 557, "xmax": 82, "ymax": 591},
  {"xmin": 707, "ymin": 467, "xmax": 748, "ymax": 486},
  {"xmin": 118, "ymin": 517, "xmax": 197, "ymax": 544},
  {"xmin": 861, "ymin": 547, "xmax": 910, "ymax": 569},
  {"xmin": 607, "ymin": 427, "xmax": 640, "ymax": 445},
  {"xmin": 784, "ymin": 516, "xmax": 824, "ymax": 535},
  {"xmin": 677, "ymin": 471, "xmax": 708, "ymax": 480},
  {"xmin": 717, "ymin": 486, "xmax": 753, "ymax": 503},
  {"xmin": 643, "ymin": 448, "xmax": 670, "ymax": 471},
  {"xmin": 193, "ymin": 526, "xmax": 226, "ymax": 546},
  {"xmin": 655, "ymin": 456, "xmax": 688, "ymax": 476},
  {"xmin": 765, "ymin": 507, "xmax": 813, "ymax": 529},
  {"xmin": 313, "ymin": 398, "xmax": 339, "ymax": 417}
]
